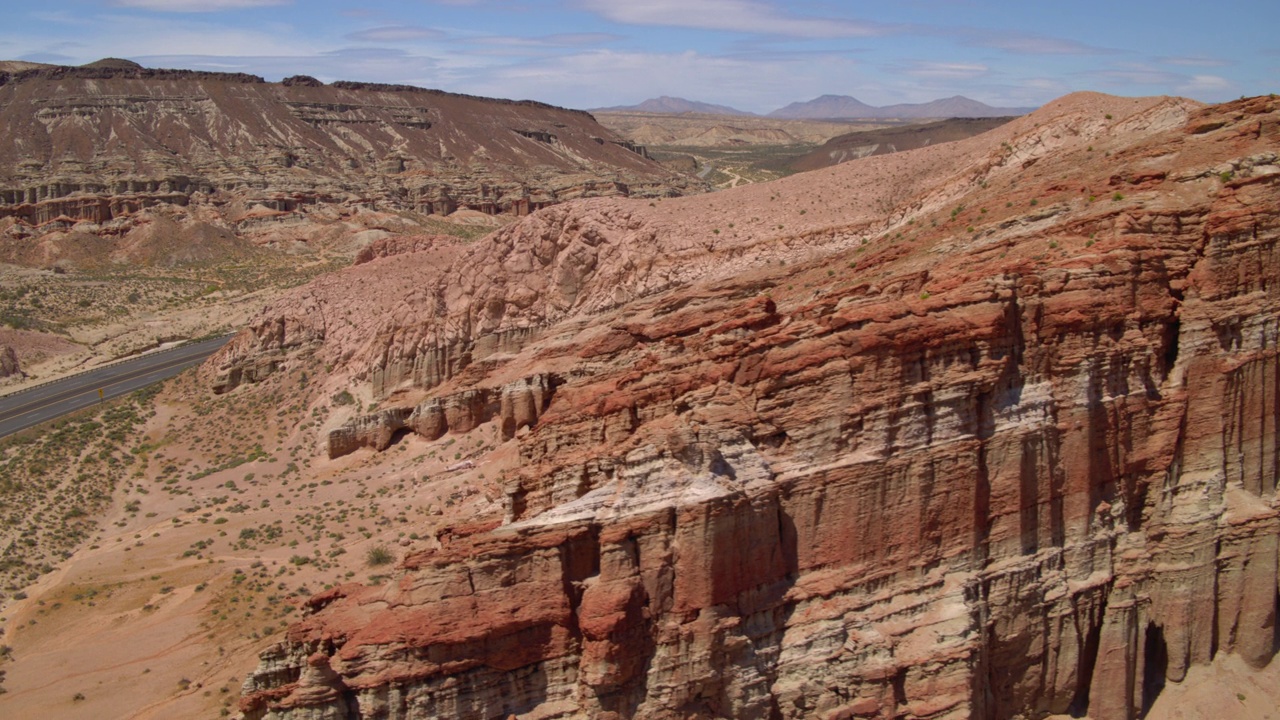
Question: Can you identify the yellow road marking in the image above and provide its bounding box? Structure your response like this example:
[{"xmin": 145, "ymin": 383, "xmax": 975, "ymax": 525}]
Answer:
[{"xmin": 0, "ymin": 353, "xmax": 209, "ymax": 425}]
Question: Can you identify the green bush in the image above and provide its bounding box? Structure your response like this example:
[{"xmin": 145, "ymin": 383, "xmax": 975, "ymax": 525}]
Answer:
[{"xmin": 366, "ymin": 545, "xmax": 394, "ymax": 567}]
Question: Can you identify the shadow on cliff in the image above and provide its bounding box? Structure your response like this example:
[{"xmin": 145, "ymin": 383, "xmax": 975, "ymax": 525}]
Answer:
[{"xmin": 583, "ymin": 492, "xmax": 804, "ymax": 720}]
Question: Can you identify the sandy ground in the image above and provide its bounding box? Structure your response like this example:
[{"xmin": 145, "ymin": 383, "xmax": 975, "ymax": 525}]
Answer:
[
  {"xmin": 1145, "ymin": 652, "xmax": 1280, "ymax": 720},
  {"xmin": 0, "ymin": 363, "xmax": 518, "ymax": 718},
  {"xmin": 0, "ymin": 327, "xmax": 82, "ymax": 367}
]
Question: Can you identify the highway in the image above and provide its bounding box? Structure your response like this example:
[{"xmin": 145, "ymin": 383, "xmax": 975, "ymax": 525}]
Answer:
[{"xmin": 0, "ymin": 334, "xmax": 234, "ymax": 439}]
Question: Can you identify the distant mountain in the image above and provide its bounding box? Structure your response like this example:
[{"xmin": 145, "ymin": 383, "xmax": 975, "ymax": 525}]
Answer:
[
  {"xmin": 768, "ymin": 94, "xmax": 879, "ymax": 120},
  {"xmin": 593, "ymin": 94, "xmax": 1035, "ymax": 120},
  {"xmin": 770, "ymin": 94, "xmax": 1035, "ymax": 120},
  {"xmin": 593, "ymin": 96, "xmax": 754, "ymax": 116},
  {"xmin": 877, "ymin": 96, "xmax": 1038, "ymax": 119}
]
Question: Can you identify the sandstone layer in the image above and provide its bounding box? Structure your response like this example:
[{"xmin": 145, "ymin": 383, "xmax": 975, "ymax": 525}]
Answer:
[
  {"xmin": 0, "ymin": 61, "xmax": 700, "ymax": 268},
  {"xmin": 227, "ymin": 93, "xmax": 1280, "ymax": 719}
]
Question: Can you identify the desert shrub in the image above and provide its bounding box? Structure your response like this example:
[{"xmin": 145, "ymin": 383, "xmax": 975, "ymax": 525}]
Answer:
[{"xmin": 366, "ymin": 545, "xmax": 394, "ymax": 567}]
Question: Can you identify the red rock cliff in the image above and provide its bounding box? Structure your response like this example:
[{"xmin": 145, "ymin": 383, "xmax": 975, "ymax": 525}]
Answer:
[{"xmin": 233, "ymin": 93, "xmax": 1280, "ymax": 719}]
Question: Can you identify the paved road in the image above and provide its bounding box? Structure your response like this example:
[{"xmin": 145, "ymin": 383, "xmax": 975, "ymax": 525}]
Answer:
[{"xmin": 0, "ymin": 334, "xmax": 234, "ymax": 439}]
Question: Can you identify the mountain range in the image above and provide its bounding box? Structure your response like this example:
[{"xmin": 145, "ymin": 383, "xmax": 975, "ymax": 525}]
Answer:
[
  {"xmin": 595, "ymin": 93, "xmax": 1037, "ymax": 119},
  {"xmin": 592, "ymin": 95, "xmax": 754, "ymax": 116}
]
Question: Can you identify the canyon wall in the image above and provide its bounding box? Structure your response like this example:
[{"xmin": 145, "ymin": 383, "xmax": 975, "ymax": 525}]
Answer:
[
  {"xmin": 0, "ymin": 61, "xmax": 700, "ymax": 266},
  {"xmin": 232, "ymin": 94, "xmax": 1280, "ymax": 719}
]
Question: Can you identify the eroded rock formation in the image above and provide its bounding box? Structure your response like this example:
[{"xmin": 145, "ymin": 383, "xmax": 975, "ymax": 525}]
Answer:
[
  {"xmin": 326, "ymin": 373, "xmax": 559, "ymax": 458},
  {"xmin": 0, "ymin": 60, "xmax": 701, "ymax": 268},
  {"xmin": 0, "ymin": 345, "xmax": 20, "ymax": 378},
  {"xmin": 231, "ymin": 94, "xmax": 1280, "ymax": 719}
]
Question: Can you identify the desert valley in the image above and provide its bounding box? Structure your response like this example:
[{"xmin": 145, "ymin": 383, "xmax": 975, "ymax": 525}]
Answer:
[{"xmin": 0, "ymin": 52, "xmax": 1278, "ymax": 720}]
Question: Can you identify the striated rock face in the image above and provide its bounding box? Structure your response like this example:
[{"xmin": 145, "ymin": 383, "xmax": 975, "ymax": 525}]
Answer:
[
  {"xmin": 235, "ymin": 94, "xmax": 1280, "ymax": 719},
  {"xmin": 0, "ymin": 60, "xmax": 701, "ymax": 268}
]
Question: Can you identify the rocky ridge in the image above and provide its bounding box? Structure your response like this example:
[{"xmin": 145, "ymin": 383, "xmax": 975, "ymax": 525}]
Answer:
[
  {"xmin": 223, "ymin": 93, "xmax": 1280, "ymax": 719},
  {"xmin": 787, "ymin": 117, "xmax": 1018, "ymax": 172},
  {"xmin": 0, "ymin": 61, "xmax": 700, "ymax": 268}
]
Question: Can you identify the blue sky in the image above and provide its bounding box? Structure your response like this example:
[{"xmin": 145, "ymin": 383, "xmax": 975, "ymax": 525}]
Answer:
[{"xmin": 2, "ymin": 0, "xmax": 1275, "ymax": 112}]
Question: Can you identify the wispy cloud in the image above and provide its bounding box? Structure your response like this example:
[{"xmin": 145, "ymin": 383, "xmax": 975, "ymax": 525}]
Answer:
[
  {"xmin": 1176, "ymin": 74, "xmax": 1234, "ymax": 95},
  {"xmin": 1006, "ymin": 77, "xmax": 1072, "ymax": 104},
  {"xmin": 1087, "ymin": 68, "xmax": 1182, "ymax": 85},
  {"xmin": 1075, "ymin": 63, "xmax": 1238, "ymax": 101},
  {"xmin": 968, "ymin": 32, "xmax": 1114, "ymax": 56},
  {"xmin": 903, "ymin": 61, "xmax": 988, "ymax": 80},
  {"xmin": 1158, "ymin": 55, "xmax": 1230, "ymax": 67},
  {"xmin": 111, "ymin": 0, "xmax": 291, "ymax": 11},
  {"xmin": 347, "ymin": 26, "xmax": 445, "ymax": 43},
  {"xmin": 1018, "ymin": 77, "xmax": 1072, "ymax": 94},
  {"xmin": 575, "ymin": 0, "xmax": 891, "ymax": 38},
  {"xmin": 471, "ymin": 33, "xmax": 623, "ymax": 48},
  {"xmin": 15, "ymin": 52, "xmax": 80, "ymax": 65}
]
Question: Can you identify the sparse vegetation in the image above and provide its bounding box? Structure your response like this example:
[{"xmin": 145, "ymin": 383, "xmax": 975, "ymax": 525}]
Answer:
[
  {"xmin": 0, "ymin": 256, "xmax": 345, "ymax": 336},
  {"xmin": 0, "ymin": 385, "xmax": 161, "ymax": 598}
]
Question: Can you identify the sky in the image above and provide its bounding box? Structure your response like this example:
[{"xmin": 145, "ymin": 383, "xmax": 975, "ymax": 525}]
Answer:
[{"xmin": 1, "ymin": 0, "xmax": 1276, "ymax": 113}]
